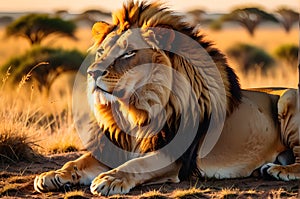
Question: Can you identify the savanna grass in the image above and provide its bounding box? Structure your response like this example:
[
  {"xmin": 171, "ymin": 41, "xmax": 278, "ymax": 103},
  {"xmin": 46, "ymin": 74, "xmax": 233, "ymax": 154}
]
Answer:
[{"xmin": 0, "ymin": 65, "xmax": 82, "ymax": 164}]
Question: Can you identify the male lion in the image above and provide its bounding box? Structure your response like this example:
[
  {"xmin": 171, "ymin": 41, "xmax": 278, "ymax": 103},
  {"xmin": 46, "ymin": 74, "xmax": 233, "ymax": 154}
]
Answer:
[{"xmin": 34, "ymin": 1, "xmax": 300, "ymax": 196}]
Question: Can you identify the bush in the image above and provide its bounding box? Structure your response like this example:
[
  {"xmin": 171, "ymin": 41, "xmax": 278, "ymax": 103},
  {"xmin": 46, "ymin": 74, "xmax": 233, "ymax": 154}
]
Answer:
[
  {"xmin": 209, "ymin": 19, "xmax": 223, "ymax": 31},
  {"xmin": 226, "ymin": 43, "xmax": 274, "ymax": 74},
  {"xmin": 274, "ymin": 44, "xmax": 298, "ymax": 68},
  {"xmin": 1, "ymin": 46, "xmax": 86, "ymax": 92}
]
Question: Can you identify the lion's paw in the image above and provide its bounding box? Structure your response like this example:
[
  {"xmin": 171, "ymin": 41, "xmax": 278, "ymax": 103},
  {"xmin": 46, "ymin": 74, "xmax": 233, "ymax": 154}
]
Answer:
[
  {"xmin": 34, "ymin": 171, "xmax": 64, "ymax": 192},
  {"xmin": 90, "ymin": 169, "xmax": 134, "ymax": 196},
  {"xmin": 261, "ymin": 163, "xmax": 299, "ymax": 181},
  {"xmin": 34, "ymin": 165, "xmax": 81, "ymax": 192}
]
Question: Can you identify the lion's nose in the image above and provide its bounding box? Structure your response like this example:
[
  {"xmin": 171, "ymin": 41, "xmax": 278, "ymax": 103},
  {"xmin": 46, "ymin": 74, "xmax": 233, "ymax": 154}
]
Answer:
[{"xmin": 87, "ymin": 70, "xmax": 108, "ymax": 81}]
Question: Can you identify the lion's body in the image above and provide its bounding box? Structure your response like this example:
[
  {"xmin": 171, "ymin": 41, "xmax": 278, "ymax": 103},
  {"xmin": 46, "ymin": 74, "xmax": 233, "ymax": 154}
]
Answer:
[
  {"xmin": 34, "ymin": 1, "xmax": 300, "ymax": 196},
  {"xmin": 198, "ymin": 90, "xmax": 284, "ymax": 178}
]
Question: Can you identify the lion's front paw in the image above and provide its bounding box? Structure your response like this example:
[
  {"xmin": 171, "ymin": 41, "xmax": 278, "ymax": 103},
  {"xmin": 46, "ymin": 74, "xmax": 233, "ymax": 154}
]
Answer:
[
  {"xmin": 34, "ymin": 166, "xmax": 81, "ymax": 192},
  {"xmin": 261, "ymin": 163, "xmax": 299, "ymax": 181},
  {"xmin": 34, "ymin": 171, "xmax": 64, "ymax": 192},
  {"xmin": 90, "ymin": 169, "xmax": 134, "ymax": 196}
]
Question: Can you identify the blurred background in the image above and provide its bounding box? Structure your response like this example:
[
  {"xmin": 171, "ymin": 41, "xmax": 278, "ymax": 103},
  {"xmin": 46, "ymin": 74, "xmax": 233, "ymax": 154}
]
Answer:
[{"xmin": 0, "ymin": 0, "xmax": 298, "ymax": 158}]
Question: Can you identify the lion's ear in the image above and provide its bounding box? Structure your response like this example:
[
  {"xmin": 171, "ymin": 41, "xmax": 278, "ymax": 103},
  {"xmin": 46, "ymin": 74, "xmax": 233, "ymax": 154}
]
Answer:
[
  {"xmin": 92, "ymin": 21, "xmax": 114, "ymax": 44},
  {"xmin": 152, "ymin": 26, "xmax": 175, "ymax": 50}
]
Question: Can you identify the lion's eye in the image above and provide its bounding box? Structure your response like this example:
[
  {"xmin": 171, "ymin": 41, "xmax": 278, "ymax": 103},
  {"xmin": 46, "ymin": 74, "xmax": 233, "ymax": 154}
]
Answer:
[
  {"xmin": 122, "ymin": 50, "xmax": 136, "ymax": 59},
  {"xmin": 96, "ymin": 48, "xmax": 104, "ymax": 59}
]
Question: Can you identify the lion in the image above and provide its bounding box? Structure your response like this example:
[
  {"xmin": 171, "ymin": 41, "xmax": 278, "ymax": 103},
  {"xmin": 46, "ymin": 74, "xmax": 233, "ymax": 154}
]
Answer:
[{"xmin": 34, "ymin": 1, "xmax": 300, "ymax": 196}]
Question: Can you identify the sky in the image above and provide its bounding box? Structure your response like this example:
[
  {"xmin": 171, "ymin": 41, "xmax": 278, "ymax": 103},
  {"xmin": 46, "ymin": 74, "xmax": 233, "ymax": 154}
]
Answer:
[{"xmin": 0, "ymin": 0, "xmax": 298, "ymax": 13}]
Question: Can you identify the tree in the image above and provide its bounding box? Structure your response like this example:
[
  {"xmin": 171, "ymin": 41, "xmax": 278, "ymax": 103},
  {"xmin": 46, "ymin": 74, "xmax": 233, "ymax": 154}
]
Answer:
[
  {"xmin": 55, "ymin": 9, "xmax": 69, "ymax": 17},
  {"xmin": 0, "ymin": 16, "xmax": 13, "ymax": 25},
  {"xmin": 226, "ymin": 43, "xmax": 274, "ymax": 74},
  {"xmin": 75, "ymin": 9, "xmax": 111, "ymax": 26},
  {"xmin": 222, "ymin": 7, "xmax": 277, "ymax": 36},
  {"xmin": 187, "ymin": 9, "xmax": 206, "ymax": 25},
  {"xmin": 275, "ymin": 44, "xmax": 298, "ymax": 68},
  {"xmin": 1, "ymin": 46, "xmax": 85, "ymax": 93},
  {"xmin": 275, "ymin": 8, "xmax": 299, "ymax": 33},
  {"xmin": 6, "ymin": 13, "xmax": 77, "ymax": 45}
]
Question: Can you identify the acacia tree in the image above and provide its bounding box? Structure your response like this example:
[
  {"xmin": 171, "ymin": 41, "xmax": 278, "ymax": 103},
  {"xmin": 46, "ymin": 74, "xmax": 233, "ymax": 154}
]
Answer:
[
  {"xmin": 275, "ymin": 44, "xmax": 298, "ymax": 68},
  {"xmin": 6, "ymin": 13, "xmax": 76, "ymax": 45},
  {"xmin": 222, "ymin": 7, "xmax": 277, "ymax": 36},
  {"xmin": 75, "ymin": 9, "xmax": 111, "ymax": 26},
  {"xmin": 275, "ymin": 8, "xmax": 299, "ymax": 33},
  {"xmin": 187, "ymin": 9, "xmax": 206, "ymax": 25}
]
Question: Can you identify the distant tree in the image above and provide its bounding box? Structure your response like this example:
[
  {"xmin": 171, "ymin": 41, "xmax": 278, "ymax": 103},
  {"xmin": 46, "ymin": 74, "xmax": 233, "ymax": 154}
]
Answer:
[
  {"xmin": 75, "ymin": 9, "xmax": 111, "ymax": 26},
  {"xmin": 222, "ymin": 7, "xmax": 278, "ymax": 36},
  {"xmin": 6, "ymin": 14, "xmax": 77, "ymax": 45},
  {"xmin": 209, "ymin": 19, "xmax": 223, "ymax": 31},
  {"xmin": 54, "ymin": 9, "xmax": 69, "ymax": 17},
  {"xmin": 227, "ymin": 43, "xmax": 274, "ymax": 74},
  {"xmin": 275, "ymin": 44, "xmax": 298, "ymax": 68},
  {"xmin": 0, "ymin": 16, "xmax": 13, "ymax": 25},
  {"xmin": 275, "ymin": 8, "xmax": 299, "ymax": 33},
  {"xmin": 1, "ymin": 46, "xmax": 85, "ymax": 93},
  {"xmin": 187, "ymin": 9, "xmax": 206, "ymax": 25}
]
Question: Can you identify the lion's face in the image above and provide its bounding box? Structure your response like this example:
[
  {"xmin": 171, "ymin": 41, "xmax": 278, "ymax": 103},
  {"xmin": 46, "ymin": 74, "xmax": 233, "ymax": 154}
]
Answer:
[{"xmin": 87, "ymin": 26, "xmax": 173, "ymax": 129}]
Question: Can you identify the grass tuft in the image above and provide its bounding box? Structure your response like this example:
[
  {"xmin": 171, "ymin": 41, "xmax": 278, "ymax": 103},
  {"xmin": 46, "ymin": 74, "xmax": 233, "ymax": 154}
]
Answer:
[
  {"xmin": 0, "ymin": 127, "xmax": 40, "ymax": 163},
  {"xmin": 0, "ymin": 183, "xmax": 20, "ymax": 196},
  {"xmin": 215, "ymin": 188, "xmax": 240, "ymax": 199},
  {"xmin": 64, "ymin": 190, "xmax": 88, "ymax": 199},
  {"xmin": 239, "ymin": 189, "xmax": 259, "ymax": 198},
  {"xmin": 0, "ymin": 181, "xmax": 31, "ymax": 196},
  {"xmin": 139, "ymin": 190, "xmax": 167, "ymax": 199},
  {"xmin": 109, "ymin": 194, "xmax": 128, "ymax": 199},
  {"xmin": 172, "ymin": 187, "xmax": 211, "ymax": 199},
  {"xmin": 269, "ymin": 188, "xmax": 298, "ymax": 198}
]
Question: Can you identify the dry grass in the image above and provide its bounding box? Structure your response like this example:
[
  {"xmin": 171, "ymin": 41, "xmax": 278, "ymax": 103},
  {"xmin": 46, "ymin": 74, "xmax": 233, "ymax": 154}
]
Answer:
[
  {"xmin": 0, "ymin": 129, "xmax": 38, "ymax": 163},
  {"xmin": 0, "ymin": 72, "xmax": 42, "ymax": 162},
  {"xmin": 0, "ymin": 68, "xmax": 83, "ymax": 159},
  {"xmin": 64, "ymin": 190, "xmax": 88, "ymax": 199},
  {"xmin": 237, "ymin": 64, "xmax": 298, "ymax": 88},
  {"xmin": 139, "ymin": 190, "xmax": 167, "ymax": 199},
  {"xmin": 172, "ymin": 187, "xmax": 211, "ymax": 198},
  {"xmin": 214, "ymin": 188, "xmax": 239, "ymax": 198},
  {"xmin": 0, "ymin": 177, "xmax": 32, "ymax": 197}
]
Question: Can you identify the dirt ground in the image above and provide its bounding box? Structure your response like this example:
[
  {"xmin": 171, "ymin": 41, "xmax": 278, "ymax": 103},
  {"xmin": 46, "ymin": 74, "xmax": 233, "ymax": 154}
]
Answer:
[{"xmin": 0, "ymin": 152, "xmax": 299, "ymax": 198}]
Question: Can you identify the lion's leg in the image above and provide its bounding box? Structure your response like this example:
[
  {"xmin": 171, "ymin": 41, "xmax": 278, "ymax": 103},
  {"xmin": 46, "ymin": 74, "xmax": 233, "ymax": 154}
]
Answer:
[
  {"xmin": 261, "ymin": 89, "xmax": 300, "ymax": 181},
  {"xmin": 90, "ymin": 152, "xmax": 181, "ymax": 196},
  {"xmin": 34, "ymin": 152, "xmax": 109, "ymax": 192}
]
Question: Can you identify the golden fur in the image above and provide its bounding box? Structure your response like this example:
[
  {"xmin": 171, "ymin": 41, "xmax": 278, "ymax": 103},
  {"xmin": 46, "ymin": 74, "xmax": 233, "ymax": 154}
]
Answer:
[{"xmin": 34, "ymin": 1, "xmax": 300, "ymax": 195}]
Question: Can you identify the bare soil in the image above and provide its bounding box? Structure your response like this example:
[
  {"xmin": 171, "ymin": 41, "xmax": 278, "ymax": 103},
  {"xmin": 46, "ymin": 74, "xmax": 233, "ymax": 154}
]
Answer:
[{"xmin": 0, "ymin": 152, "xmax": 299, "ymax": 198}]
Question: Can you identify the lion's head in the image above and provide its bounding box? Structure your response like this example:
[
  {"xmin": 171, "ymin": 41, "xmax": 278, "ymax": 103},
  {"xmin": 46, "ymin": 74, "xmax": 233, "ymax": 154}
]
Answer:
[
  {"xmin": 86, "ymin": 0, "xmax": 242, "ymax": 175},
  {"xmin": 88, "ymin": 27, "xmax": 173, "ymax": 129}
]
